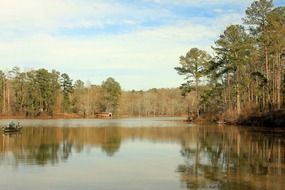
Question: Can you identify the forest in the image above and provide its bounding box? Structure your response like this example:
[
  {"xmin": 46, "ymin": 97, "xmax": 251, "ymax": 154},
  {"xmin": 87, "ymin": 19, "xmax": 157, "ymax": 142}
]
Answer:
[
  {"xmin": 0, "ymin": 67, "xmax": 189, "ymax": 118},
  {"xmin": 175, "ymin": 0, "xmax": 285, "ymax": 122},
  {"xmin": 0, "ymin": 0, "xmax": 284, "ymax": 122}
]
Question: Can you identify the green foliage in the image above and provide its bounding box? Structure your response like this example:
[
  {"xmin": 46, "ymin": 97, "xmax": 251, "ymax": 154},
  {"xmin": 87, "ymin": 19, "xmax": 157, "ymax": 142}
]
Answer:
[
  {"xmin": 175, "ymin": 48, "xmax": 211, "ymax": 116},
  {"xmin": 175, "ymin": 48, "xmax": 211, "ymax": 84},
  {"xmin": 60, "ymin": 73, "xmax": 73, "ymax": 113},
  {"xmin": 101, "ymin": 77, "xmax": 121, "ymax": 113},
  {"xmin": 176, "ymin": 0, "xmax": 285, "ymax": 117},
  {"xmin": 0, "ymin": 69, "xmax": 187, "ymax": 118},
  {"xmin": 28, "ymin": 69, "xmax": 60, "ymax": 115},
  {"xmin": 265, "ymin": 7, "xmax": 285, "ymax": 51},
  {"xmin": 179, "ymin": 82, "xmax": 193, "ymax": 97},
  {"xmin": 0, "ymin": 68, "xmax": 61, "ymax": 116},
  {"xmin": 243, "ymin": 0, "xmax": 273, "ymax": 33}
]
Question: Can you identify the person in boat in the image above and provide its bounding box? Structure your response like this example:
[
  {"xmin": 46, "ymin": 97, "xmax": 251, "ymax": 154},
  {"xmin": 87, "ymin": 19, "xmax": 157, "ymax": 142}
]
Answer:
[{"xmin": 8, "ymin": 121, "xmax": 17, "ymax": 129}]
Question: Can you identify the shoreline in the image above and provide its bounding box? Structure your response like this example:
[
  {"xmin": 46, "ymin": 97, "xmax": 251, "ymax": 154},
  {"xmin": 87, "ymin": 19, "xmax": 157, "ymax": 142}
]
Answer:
[
  {"xmin": 235, "ymin": 110, "xmax": 285, "ymax": 128},
  {"xmin": 1, "ymin": 112, "xmax": 284, "ymax": 128},
  {"xmin": 181, "ymin": 110, "xmax": 285, "ymax": 128},
  {"xmin": 0, "ymin": 114, "xmax": 188, "ymax": 120}
]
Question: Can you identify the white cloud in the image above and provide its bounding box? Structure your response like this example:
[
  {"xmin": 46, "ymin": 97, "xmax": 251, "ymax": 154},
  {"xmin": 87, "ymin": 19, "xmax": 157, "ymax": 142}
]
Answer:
[
  {"xmin": 0, "ymin": 11, "xmax": 242, "ymax": 89},
  {"xmin": 0, "ymin": 0, "xmax": 247, "ymax": 89},
  {"xmin": 0, "ymin": 0, "xmax": 173, "ymax": 39}
]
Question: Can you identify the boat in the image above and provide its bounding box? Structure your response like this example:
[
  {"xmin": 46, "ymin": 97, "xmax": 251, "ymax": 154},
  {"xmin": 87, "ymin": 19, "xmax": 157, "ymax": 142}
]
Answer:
[{"xmin": 2, "ymin": 121, "xmax": 22, "ymax": 133}]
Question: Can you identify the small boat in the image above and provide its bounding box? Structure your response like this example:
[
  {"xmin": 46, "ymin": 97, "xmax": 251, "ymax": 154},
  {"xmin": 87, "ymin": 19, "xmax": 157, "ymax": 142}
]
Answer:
[{"xmin": 2, "ymin": 121, "xmax": 22, "ymax": 133}]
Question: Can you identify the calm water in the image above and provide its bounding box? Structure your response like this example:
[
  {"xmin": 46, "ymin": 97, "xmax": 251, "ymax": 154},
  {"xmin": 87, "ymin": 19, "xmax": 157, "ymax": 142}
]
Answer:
[{"xmin": 0, "ymin": 118, "xmax": 284, "ymax": 190}]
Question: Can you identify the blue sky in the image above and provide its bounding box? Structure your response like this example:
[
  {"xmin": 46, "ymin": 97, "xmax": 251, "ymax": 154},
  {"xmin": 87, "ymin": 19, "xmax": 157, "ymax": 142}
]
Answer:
[{"xmin": 0, "ymin": 0, "xmax": 284, "ymax": 90}]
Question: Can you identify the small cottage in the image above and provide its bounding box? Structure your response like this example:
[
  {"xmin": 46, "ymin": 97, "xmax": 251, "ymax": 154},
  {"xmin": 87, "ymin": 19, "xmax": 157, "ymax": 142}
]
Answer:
[{"xmin": 96, "ymin": 112, "xmax": 112, "ymax": 119}]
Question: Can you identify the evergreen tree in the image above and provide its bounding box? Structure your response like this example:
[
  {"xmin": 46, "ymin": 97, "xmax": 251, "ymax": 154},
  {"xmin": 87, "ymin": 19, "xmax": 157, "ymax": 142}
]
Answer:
[
  {"xmin": 101, "ymin": 77, "xmax": 121, "ymax": 114},
  {"xmin": 175, "ymin": 48, "xmax": 211, "ymax": 117},
  {"xmin": 60, "ymin": 73, "xmax": 73, "ymax": 113}
]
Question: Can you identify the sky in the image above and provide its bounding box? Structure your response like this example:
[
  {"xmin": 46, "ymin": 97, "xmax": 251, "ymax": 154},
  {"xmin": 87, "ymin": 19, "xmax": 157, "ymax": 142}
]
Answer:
[{"xmin": 0, "ymin": 0, "xmax": 284, "ymax": 90}]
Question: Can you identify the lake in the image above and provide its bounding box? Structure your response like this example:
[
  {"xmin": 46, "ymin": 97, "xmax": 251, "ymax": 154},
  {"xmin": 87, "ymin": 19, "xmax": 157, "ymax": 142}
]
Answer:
[{"xmin": 0, "ymin": 118, "xmax": 284, "ymax": 190}]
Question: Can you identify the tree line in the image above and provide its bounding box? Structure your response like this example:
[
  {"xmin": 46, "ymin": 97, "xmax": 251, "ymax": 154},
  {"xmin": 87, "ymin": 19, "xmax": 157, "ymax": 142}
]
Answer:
[
  {"xmin": 175, "ymin": 0, "xmax": 285, "ymax": 120},
  {"xmin": 0, "ymin": 67, "xmax": 122, "ymax": 117},
  {"xmin": 0, "ymin": 67, "xmax": 189, "ymax": 118},
  {"xmin": 119, "ymin": 88, "xmax": 191, "ymax": 117}
]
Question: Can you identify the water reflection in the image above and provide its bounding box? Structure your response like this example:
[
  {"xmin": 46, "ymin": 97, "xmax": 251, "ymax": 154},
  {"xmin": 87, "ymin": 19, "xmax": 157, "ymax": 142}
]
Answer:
[
  {"xmin": 0, "ymin": 127, "xmax": 124, "ymax": 165},
  {"xmin": 0, "ymin": 125, "xmax": 284, "ymax": 189},
  {"xmin": 177, "ymin": 126, "xmax": 285, "ymax": 190}
]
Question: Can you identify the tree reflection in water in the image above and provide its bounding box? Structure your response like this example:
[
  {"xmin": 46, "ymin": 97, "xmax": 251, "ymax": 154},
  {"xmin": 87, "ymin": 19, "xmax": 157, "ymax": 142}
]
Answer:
[
  {"xmin": 101, "ymin": 127, "xmax": 121, "ymax": 156},
  {"xmin": 0, "ymin": 127, "xmax": 124, "ymax": 165},
  {"xmin": 0, "ymin": 125, "xmax": 284, "ymax": 189},
  {"xmin": 176, "ymin": 126, "xmax": 285, "ymax": 190}
]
